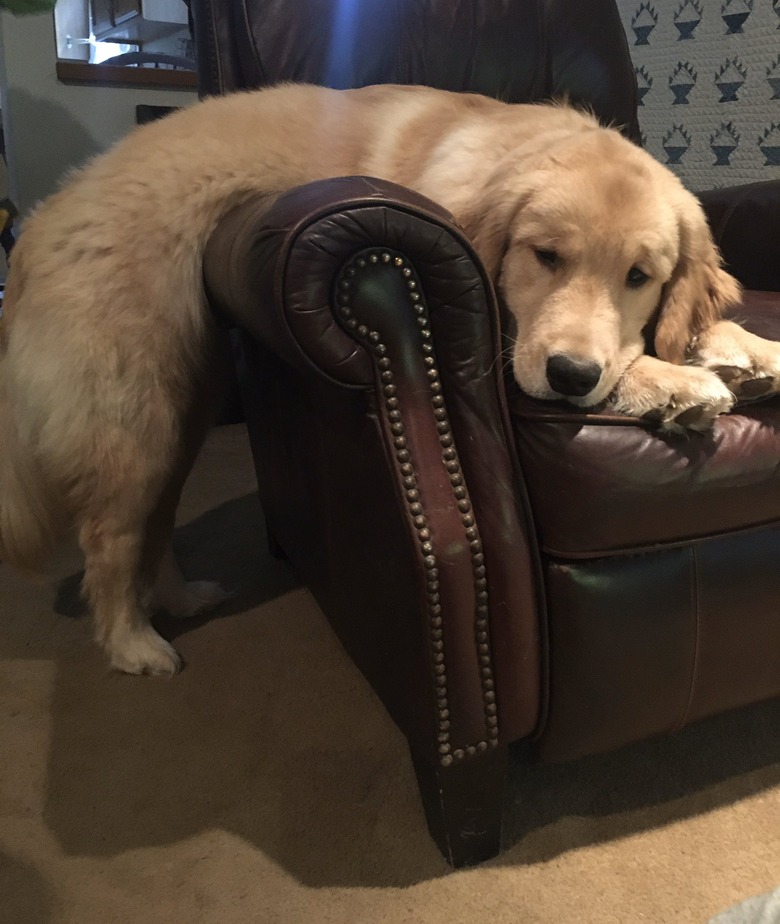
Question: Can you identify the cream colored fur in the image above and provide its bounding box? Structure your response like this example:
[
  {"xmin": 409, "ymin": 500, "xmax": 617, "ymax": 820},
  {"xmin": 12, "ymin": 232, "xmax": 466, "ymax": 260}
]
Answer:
[{"xmin": 1, "ymin": 83, "xmax": 776, "ymax": 674}]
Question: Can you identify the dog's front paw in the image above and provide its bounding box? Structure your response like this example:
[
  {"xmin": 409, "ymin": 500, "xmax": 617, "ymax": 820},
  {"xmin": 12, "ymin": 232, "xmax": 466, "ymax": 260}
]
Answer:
[
  {"xmin": 105, "ymin": 624, "xmax": 182, "ymax": 676},
  {"xmin": 691, "ymin": 321, "xmax": 780, "ymax": 404},
  {"xmin": 614, "ymin": 358, "xmax": 735, "ymax": 432}
]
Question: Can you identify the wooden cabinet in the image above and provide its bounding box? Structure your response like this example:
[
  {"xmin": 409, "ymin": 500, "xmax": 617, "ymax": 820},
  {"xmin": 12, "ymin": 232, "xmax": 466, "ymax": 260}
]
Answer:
[{"xmin": 90, "ymin": 0, "xmax": 187, "ymax": 44}]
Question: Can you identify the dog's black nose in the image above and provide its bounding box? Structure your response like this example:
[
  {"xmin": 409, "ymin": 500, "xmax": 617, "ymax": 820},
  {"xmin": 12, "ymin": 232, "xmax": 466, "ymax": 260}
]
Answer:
[{"xmin": 545, "ymin": 354, "xmax": 602, "ymax": 398}]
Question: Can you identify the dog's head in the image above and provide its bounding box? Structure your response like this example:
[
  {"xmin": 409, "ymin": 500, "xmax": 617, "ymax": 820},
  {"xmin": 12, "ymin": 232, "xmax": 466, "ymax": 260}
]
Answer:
[{"xmin": 461, "ymin": 126, "xmax": 740, "ymax": 406}]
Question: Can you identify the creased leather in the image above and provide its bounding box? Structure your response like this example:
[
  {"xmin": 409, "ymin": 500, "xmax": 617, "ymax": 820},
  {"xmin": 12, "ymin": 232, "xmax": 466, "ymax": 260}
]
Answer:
[{"xmin": 510, "ymin": 291, "xmax": 780, "ymax": 557}]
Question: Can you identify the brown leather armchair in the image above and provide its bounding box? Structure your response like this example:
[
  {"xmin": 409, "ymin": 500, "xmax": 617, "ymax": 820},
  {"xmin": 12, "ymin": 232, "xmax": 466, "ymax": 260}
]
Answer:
[{"xmin": 190, "ymin": 0, "xmax": 780, "ymax": 866}]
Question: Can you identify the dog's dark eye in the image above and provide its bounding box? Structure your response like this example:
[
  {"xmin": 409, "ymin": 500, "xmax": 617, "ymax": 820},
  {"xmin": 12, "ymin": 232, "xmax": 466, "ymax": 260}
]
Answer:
[
  {"xmin": 534, "ymin": 248, "xmax": 559, "ymax": 269},
  {"xmin": 626, "ymin": 266, "xmax": 650, "ymax": 288}
]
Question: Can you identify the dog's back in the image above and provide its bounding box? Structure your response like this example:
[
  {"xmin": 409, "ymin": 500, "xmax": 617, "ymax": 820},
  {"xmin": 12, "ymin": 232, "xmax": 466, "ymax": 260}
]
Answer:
[
  {"xmin": 0, "ymin": 83, "xmax": 501, "ymax": 572},
  {"xmin": 0, "ymin": 83, "xmax": 600, "ymax": 671}
]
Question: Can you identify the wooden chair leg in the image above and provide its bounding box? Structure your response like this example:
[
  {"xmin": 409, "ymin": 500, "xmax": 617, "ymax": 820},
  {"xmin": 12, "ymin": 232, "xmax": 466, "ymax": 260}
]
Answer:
[{"xmin": 410, "ymin": 744, "xmax": 508, "ymax": 867}]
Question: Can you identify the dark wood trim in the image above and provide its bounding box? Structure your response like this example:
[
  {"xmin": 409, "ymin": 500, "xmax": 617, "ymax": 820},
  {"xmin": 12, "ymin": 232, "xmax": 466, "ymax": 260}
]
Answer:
[
  {"xmin": 56, "ymin": 61, "xmax": 197, "ymax": 91},
  {"xmin": 410, "ymin": 744, "xmax": 508, "ymax": 867}
]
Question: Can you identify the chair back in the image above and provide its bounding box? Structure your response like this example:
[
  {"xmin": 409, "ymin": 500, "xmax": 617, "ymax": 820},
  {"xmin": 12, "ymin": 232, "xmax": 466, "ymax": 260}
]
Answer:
[{"xmin": 189, "ymin": 0, "xmax": 641, "ymax": 140}]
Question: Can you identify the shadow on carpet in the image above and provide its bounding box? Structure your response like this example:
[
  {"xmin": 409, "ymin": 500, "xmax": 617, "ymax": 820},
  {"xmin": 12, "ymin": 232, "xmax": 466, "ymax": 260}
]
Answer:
[{"xmin": 40, "ymin": 494, "xmax": 780, "ymax": 887}]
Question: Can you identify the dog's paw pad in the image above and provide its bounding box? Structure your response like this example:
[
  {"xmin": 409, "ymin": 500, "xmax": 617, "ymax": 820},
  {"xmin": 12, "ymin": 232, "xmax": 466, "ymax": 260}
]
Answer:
[
  {"xmin": 658, "ymin": 405, "xmax": 722, "ymax": 434},
  {"xmin": 732, "ymin": 376, "xmax": 775, "ymax": 400},
  {"xmin": 642, "ymin": 399, "xmax": 722, "ymax": 432},
  {"xmin": 712, "ymin": 364, "xmax": 780, "ymax": 402},
  {"xmin": 705, "ymin": 357, "xmax": 780, "ymax": 403},
  {"xmin": 712, "ymin": 365, "xmax": 744, "ymax": 384},
  {"xmin": 649, "ymin": 387, "xmax": 734, "ymax": 434},
  {"xmin": 671, "ymin": 405, "xmax": 709, "ymax": 429}
]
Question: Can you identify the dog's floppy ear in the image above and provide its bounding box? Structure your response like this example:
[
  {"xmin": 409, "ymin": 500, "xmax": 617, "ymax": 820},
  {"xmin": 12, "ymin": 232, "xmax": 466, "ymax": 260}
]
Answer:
[
  {"xmin": 654, "ymin": 196, "xmax": 741, "ymax": 364},
  {"xmin": 457, "ymin": 165, "xmax": 536, "ymax": 280}
]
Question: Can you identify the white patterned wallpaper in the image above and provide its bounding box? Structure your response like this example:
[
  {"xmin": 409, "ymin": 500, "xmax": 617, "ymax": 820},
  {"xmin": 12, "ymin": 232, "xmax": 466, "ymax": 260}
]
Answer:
[{"xmin": 616, "ymin": 0, "xmax": 780, "ymax": 191}]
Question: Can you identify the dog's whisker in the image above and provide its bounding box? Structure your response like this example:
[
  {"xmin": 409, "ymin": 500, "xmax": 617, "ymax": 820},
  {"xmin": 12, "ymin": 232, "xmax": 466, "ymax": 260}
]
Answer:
[{"xmin": 485, "ymin": 346, "xmax": 514, "ymax": 377}]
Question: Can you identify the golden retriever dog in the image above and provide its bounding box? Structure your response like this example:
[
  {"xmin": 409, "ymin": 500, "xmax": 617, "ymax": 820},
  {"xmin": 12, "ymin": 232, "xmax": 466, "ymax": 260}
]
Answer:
[{"xmin": 2, "ymin": 83, "xmax": 779, "ymax": 675}]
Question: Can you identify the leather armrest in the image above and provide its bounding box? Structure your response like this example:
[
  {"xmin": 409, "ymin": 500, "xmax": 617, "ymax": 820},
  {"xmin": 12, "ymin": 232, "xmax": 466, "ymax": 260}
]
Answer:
[
  {"xmin": 697, "ymin": 180, "xmax": 780, "ymax": 291},
  {"xmin": 203, "ymin": 176, "xmax": 543, "ymax": 756},
  {"xmin": 204, "ymin": 176, "xmax": 465, "ymax": 385}
]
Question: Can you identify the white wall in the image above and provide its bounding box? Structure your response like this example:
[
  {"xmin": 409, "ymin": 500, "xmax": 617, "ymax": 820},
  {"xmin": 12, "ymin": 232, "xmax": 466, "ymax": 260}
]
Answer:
[{"xmin": 0, "ymin": 8, "xmax": 197, "ymax": 216}]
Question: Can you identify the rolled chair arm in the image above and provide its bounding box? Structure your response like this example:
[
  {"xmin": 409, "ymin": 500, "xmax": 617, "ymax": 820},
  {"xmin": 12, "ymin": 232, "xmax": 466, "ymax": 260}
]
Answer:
[
  {"xmin": 203, "ymin": 176, "xmax": 543, "ymax": 762},
  {"xmin": 203, "ymin": 176, "xmax": 464, "ymax": 385},
  {"xmin": 698, "ymin": 179, "xmax": 780, "ymax": 292}
]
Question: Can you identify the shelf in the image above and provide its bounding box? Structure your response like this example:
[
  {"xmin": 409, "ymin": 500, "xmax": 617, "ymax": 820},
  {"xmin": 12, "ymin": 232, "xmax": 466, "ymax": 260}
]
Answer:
[{"xmin": 56, "ymin": 60, "xmax": 197, "ymax": 90}]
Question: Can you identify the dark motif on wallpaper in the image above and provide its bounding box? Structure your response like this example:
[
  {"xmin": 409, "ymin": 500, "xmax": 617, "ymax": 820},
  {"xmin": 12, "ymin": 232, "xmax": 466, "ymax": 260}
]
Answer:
[
  {"xmin": 710, "ymin": 122, "xmax": 740, "ymax": 165},
  {"xmin": 715, "ymin": 57, "xmax": 747, "ymax": 102},
  {"xmin": 759, "ymin": 125, "xmax": 780, "ymax": 165},
  {"xmin": 636, "ymin": 65, "xmax": 653, "ymax": 104},
  {"xmin": 721, "ymin": 0, "xmax": 753, "ymax": 35},
  {"xmin": 768, "ymin": 58, "xmax": 780, "ymax": 100},
  {"xmin": 670, "ymin": 62, "xmax": 697, "ymax": 103},
  {"xmin": 632, "ymin": 3, "xmax": 658, "ymax": 44},
  {"xmin": 774, "ymin": 0, "xmax": 780, "ymax": 28},
  {"xmin": 674, "ymin": 0, "xmax": 703, "ymax": 39},
  {"xmin": 662, "ymin": 124, "xmax": 692, "ymax": 163}
]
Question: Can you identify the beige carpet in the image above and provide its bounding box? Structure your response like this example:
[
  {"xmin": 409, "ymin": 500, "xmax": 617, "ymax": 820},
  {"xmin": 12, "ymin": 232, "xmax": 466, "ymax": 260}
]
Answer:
[{"xmin": 1, "ymin": 424, "xmax": 778, "ymax": 924}]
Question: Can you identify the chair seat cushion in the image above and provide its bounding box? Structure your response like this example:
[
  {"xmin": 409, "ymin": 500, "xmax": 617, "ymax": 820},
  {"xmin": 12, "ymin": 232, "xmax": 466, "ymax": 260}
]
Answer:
[{"xmin": 509, "ymin": 290, "xmax": 780, "ymax": 557}]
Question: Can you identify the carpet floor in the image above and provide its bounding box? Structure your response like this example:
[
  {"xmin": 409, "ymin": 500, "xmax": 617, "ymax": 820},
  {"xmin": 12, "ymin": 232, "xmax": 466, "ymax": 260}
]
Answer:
[{"xmin": 1, "ymin": 424, "xmax": 778, "ymax": 924}]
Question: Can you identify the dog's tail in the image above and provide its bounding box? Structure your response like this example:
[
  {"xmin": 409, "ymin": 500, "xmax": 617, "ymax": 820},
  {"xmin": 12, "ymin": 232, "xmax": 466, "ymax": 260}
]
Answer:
[
  {"xmin": 0, "ymin": 378, "xmax": 62, "ymax": 574},
  {"xmin": 1, "ymin": 242, "xmax": 63, "ymax": 573}
]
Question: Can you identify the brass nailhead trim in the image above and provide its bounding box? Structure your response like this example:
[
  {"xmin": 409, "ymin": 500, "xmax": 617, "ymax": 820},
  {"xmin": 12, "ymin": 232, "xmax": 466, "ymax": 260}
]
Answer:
[{"xmin": 334, "ymin": 249, "xmax": 497, "ymax": 765}]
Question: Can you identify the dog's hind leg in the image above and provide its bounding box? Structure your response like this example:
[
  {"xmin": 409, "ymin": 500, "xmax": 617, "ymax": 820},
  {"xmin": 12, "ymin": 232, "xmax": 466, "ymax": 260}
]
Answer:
[
  {"xmin": 77, "ymin": 330, "xmax": 227, "ymax": 675},
  {"xmin": 73, "ymin": 380, "xmax": 191, "ymax": 675},
  {"xmin": 143, "ymin": 338, "xmax": 231, "ymax": 621},
  {"xmin": 142, "ymin": 456, "xmax": 231, "ymax": 623},
  {"xmin": 82, "ymin": 422, "xmax": 222, "ymax": 674},
  {"xmin": 78, "ymin": 418, "xmax": 218, "ymax": 675},
  {"xmin": 80, "ymin": 509, "xmax": 182, "ymax": 676}
]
